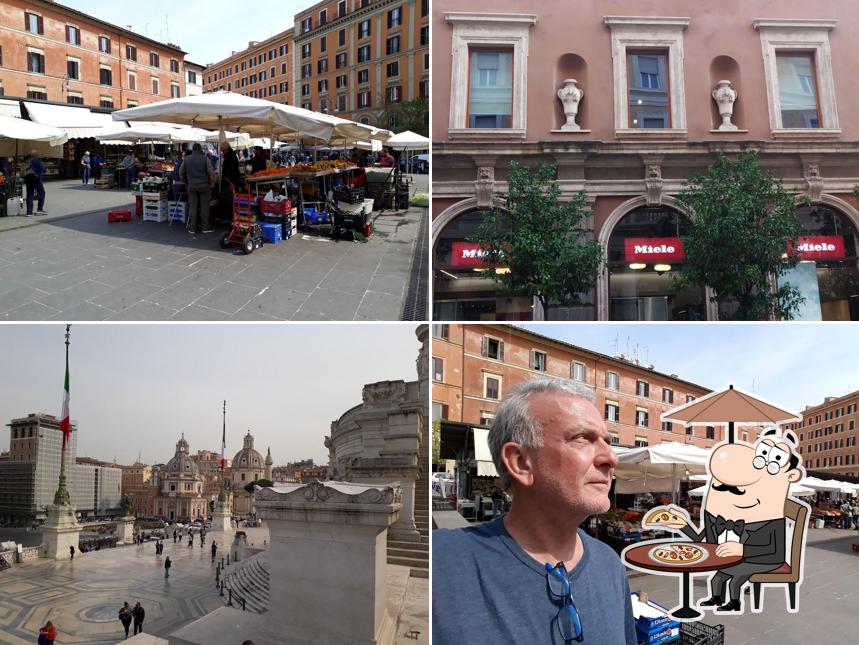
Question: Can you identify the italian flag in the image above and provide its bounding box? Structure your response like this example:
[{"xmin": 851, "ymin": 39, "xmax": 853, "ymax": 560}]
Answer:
[{"xmin": 60, "ymin": 350, "xmax": 70, "ymax": 442}]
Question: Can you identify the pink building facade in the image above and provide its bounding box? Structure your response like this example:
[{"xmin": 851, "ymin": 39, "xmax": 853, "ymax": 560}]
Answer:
[{"xmin": 432, "ymin": 0, "xmax": 859, "ymax": 321}]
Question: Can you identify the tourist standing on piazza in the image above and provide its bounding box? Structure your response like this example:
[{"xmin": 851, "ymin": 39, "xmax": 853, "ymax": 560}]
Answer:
[
  {"xmin": 118, "ymin": 602, "xmax": 133, "ymax": 639},
  {"xmin": 133, "ymin": 602, "xmax": 145, "ymax": 635},
  {"xmin": 164, "ymin": 556, "xmax": 172, "ymax": 578},
  {"xmin": 37, "ymin": 621, "xmax": 56, "ymax": 645},
  {"xmin": 432, "ymin": 378, "xmax": 637, "ymax": 644}
]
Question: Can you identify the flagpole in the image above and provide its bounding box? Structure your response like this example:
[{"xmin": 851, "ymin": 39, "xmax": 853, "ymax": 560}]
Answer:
[
  {"xmin": 54, "ymin": 324, "xmax": 71, "ymax": 506},
  {"xmin": 219, "ymin": 400, "xmax": 227, "ymax": 502}
]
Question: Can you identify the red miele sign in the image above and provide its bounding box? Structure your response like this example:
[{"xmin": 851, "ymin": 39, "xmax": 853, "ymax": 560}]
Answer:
[
  {"xmin": 793, "ymin": 236, "xmax": 845, "ymax": 260},
  {"xmin": 450, "ymin": 242, "xmax": 491, "ymax": 267},
  {"xmin": 624, "ymin": 238, "xmax": 685, "ymax": 262}
]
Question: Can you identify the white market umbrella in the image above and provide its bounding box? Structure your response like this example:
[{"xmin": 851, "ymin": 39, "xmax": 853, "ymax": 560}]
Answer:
[
  {"xmin": 0, "ymin": 114, "xmax": 68, "ymax": 157},
  {"xmin": 385, "ymin": 130, "xmax": 429, "ymax": 151},
  {"xmin": 111, "ymin": 91, "xmax": 335, "ymax": 141},
  {"xmin": 614, "ymin": 443, "xmax": 711, "ymax": 500},
  {"xmin": 803, "ymin": 477, "xmax": 856, "ymax": 494}
]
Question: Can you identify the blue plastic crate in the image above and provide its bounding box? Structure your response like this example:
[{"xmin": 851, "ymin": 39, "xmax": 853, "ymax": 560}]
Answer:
[
  {"xmin": 259, "ymin": 222, "xmax": 282, "ymax": 244},
  {"xmin": 303, "ymin": 207, "xmax": 328, "ymax": 224}
]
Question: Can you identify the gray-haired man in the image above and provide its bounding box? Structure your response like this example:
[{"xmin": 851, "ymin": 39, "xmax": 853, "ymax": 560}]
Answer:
[{"xmin": 432, "ymin": 378, "xmax": 636, "ymax": 644}]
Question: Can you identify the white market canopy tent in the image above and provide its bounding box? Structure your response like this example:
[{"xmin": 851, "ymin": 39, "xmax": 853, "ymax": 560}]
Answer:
[
  {"xmin": 112, "ymin": 91, "xmax": 338, "ymax": 141},
  {"xmin": 24, "ymin": 102, "xmax": 124, "ymax": 139},
  {"xmin": 471, "ymin": 427, "xmax": 498, "ymax": 477},
  {"xmin": 613, "ymin": 443, "xmax": 711, "ymax": 495},
  {"xmin": 0, "ymin": 99, "xmax": 22, "ymax": 118},
  {"xmin": 385, "ymin": 129, "xmax": 429, "ymax": 151},
  {"xmin": 0, "ymin": 114, "xmax": 68, "ymax": 157},
  {"xmin": 802, "ymin": 476, "xmax": 857, "ymax": 494},
  {"xmin": 689, "ymin": 482, "xmax": 816, "ymax": 497}
]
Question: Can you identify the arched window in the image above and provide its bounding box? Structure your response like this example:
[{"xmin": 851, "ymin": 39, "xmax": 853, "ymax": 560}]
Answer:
[{"xmin": 607, "ymin": 205, "xmax": 704, "ymax": 320}]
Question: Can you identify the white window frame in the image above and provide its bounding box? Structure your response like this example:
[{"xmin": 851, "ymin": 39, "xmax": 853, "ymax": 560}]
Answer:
[
  {"xmin": 530, "ymin": 349, "xmax": 547, "ymax": 372},
  {"xmin": 432, "ymin": 356, "xmax": 444, "ymax": 382},
  {"xmin": 483, "ymin": 372, "xmax": 502, "ymax": 400},
  {"xmin": 753, "ymin": 20, "xmax": 840, "ymax": 138},
  {"xmin": 636, "ymin": 407, "xmax": 648, "ymax": 428},
  {"xmin": 634, "ymin": 436, "xmax": 648, "ymax": 447},
  {"xmin": 604, "ymin": 16, "xmax": 690, "ymax": 138},
  {"xmin": 605, "ymin": 401, "xmax": 619, "ymax": 423},
  {"xmin": 606, "ymin": 371, "xmax": 619, "ymax": 391},
  {"xmin": 444, "ymin": 12, "xmax": 536, "ymax": 139},
  {"xmin": 571, "ymin": 361, "xmax": 586, "ymax": 382}
]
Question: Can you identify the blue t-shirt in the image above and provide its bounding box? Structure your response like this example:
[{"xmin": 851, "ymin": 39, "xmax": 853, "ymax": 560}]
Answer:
[{"xmin": 433, "ymin": 517, "xmax": 637, "ymax": 645}]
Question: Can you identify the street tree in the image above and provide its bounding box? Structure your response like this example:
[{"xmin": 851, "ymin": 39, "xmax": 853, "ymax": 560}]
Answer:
[
  {"xmin": 674, "ymin": 150, "xmax": 805, "ymax": 320},
  {"xmin": 470, "ymin": 161, "xmax": 603, "ymax": 318}
]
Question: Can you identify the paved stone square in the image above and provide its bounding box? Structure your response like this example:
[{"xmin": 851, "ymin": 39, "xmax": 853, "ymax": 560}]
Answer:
[
  {"xmin": 0, "ymin": 524, "xmax": 428, "ymax": 645},
  {"xmin": 0, "ymin": 533, "xmax": 224, "ymax": 644},
  {"xmin": 0, "ymin": 178, "xmax": 427, "ymax": 321}
]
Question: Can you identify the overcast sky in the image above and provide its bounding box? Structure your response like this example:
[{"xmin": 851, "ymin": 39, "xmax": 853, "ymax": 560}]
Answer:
[
  {"xmin": 0, "ymin": 324, "xmax": 421, "ymax": 466},
  {"xmin": 519, "ymin": 323, "xmax": 859, "ymax": 414},
  {"xmin": 61, "ymin": 0, "xmax": 319, "ymax": 66}
]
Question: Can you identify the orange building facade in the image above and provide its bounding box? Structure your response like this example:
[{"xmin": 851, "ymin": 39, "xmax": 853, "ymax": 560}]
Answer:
[
  {"xmin": 202, "ymin": 29, "xmax": 294, "ymax": 106},
  {"xmin": 431, "ymin": 324, "xmax": 732, "ymax": 449},
  {"xmin": 0, "ymin": 0, "xmax": 186, "ymax": 108},
  {"xmin": 292, "ymin": 0, "xmax": 429, "ymax": 125},
  {"xmin": 785, "ymin": 391, "xmax": 859, "ymax": 478}
]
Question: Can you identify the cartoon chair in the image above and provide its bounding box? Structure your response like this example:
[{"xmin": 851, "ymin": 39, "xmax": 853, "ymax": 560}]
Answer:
[{"xmin": 749, "ymin": 498, "xmax": 808, "ymax": 611}]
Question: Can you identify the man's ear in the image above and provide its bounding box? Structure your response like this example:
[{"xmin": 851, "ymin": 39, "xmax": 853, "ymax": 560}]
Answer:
[
  {"xmin": 501, "ymin": 442, "xmax": 534, "ymax": 488},
  {"xmin": 787, "ymin": 469, "xmax": 802, "ymax": 483}
]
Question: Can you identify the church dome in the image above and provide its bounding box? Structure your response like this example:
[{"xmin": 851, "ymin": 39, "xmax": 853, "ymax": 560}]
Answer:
[
  {"xmin": 233, "ymin": 430, "xmax": 264, "ymax": 470},
  {"xmin": 165, "ymin": 434, "xmax": 200, "ymax": 477}
]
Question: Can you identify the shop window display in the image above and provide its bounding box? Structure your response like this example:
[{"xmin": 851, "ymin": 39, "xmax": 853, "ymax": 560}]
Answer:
[
  {"xmin": 607, "ymin": 206, "xmax": 704, "ymax": 321},
  {"xmin": 433, "ymin": 209, "xmax": 534, "ymax": 320},
  {"xmin": 778, "ymin": 204, "xmax": 859, "ymax": 320}
]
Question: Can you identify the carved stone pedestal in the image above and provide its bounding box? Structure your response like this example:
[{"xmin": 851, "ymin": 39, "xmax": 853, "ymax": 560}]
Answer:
[
  {"xmin": 41, "ymin": 503, "xmax": 80, "ymax": 560},
  {"xmin": 114, "ymin": 516, "xmax": 135, "ymax": 544},
  {"xmin": 255, "ymin": 481, "xmax": 401, "ymax": 645}
]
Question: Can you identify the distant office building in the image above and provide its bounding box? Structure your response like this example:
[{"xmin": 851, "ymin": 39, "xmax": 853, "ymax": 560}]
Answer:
[
  {"xmin": 785, "ymin": 391, "xmax": 859, "ymax": 478},
  {"xmin": 0, "ymin": 413, "xmax": 121, "ymax": 524}
]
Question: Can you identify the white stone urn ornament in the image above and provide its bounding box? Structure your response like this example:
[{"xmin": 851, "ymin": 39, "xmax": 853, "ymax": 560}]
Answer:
[
  {"xmin": 557, "ymin": 79, "xmax": 584, "ymax": 131},
  {"xmin": 712, "ymin": 80, "xmax": 738, "ymax": 131}
]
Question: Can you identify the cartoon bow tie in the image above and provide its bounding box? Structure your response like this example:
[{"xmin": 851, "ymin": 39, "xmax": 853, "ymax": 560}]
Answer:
[{"xmin": 714, "ymin": 515, "xmax": 745, "ymax": 537}]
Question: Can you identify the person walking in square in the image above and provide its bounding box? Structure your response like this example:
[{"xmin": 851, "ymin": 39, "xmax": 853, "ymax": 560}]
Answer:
[
  {"xmin": 69, "ymin": 545, "xmax": 75, "ymax": 560},
  {"xmin": 211, "ymin": 541, "xmax": 217, "ymax": 562},
  {"xmin": 22, "ymin": 151, "xmax": 47, "ymax": 216},
  {"xmin": 164, "ymin": 556, "xmax": 172, "ymax": 578},
  {"xmin": 188, "ymin": 534, "xmax": 193, "ymax": 548},
  {"xmin": 180, "ymin": 142, "xmax": 215, "ymax": 234},
  {"xmin": 132, "ymin": 602, "xmax": 145, "ymax": 635},
  {"xmin": 80, "ymin": 151, "xmax": 91, "ymax": 185},
  {"xmin": 118, "ymin": 602, "xmax": 133, "ymax": 639}
]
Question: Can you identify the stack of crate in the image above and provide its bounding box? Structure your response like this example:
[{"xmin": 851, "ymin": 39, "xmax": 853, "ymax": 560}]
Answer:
[{"xmin": 142, "ymin": 191, "xmax": 168, "ymax": 222}]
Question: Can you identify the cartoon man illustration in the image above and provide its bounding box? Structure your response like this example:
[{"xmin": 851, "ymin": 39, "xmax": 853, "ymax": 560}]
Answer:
[{"xmin": 642, "ymin": 429, "xmax": 805, "ymax": 613}]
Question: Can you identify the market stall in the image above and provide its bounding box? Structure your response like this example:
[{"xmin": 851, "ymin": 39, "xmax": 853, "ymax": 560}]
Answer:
[{"xmin": 0, "ymin": 115, "xmax": 68, "ymax": 216}]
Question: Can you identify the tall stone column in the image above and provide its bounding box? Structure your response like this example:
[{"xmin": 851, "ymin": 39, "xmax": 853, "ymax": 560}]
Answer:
[{"xmin": 255, "ymin": 481, "xmax": 401, "ymax": 645}]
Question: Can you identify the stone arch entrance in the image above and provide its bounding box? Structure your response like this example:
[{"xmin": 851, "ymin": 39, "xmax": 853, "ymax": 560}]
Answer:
[{"xmin": 597, "ymin": 195, "xmax": 715, "ymax": 320}]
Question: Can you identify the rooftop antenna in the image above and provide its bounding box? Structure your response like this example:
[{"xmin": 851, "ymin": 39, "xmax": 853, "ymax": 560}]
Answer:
[
  {"xmin": 612, "ymin": 334, "xmax": 620, "ymax": 356},
  {"xmin": 164, "ymin": 13, "xmax": 170, "ymax": 44}
]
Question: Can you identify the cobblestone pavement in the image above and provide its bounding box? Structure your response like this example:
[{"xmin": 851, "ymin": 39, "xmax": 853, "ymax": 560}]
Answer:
[
  {"xmin": 0, "ymin": 534, "xmax": 224, "ymax": 644},
  {"xmin": 628, "ymin": 529, "xmax": 859, "ymax": 644},
  {"xmin": 0, "ymin": 177, "xmax": 427, "ymax": 321}
]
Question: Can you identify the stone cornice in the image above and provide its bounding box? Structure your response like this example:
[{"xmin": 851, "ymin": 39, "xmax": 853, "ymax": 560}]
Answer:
[
  {"xmin": 603, "ymin": 16, "xmax": 691, "ymax": 29},
  {"xmin": 256, "ymin": 480, "xmax": 401, "ymax": 506},
  {"xmin": 753, "ymin": 19, "xmax": 837, "ymax": 31},
  {"xmin": 444, "ymin": 12, "xmax": 537, "ymax": 26}
]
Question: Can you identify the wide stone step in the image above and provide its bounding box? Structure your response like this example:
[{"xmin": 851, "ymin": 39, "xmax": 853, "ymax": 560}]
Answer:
[
  {"xmin": 389, "ymin": 555, "xmax": 429, "ymax": 569},
  {"xmin": 410, "ymin": 568, "xmax": 429, "ymax": 579},
  {"xmin": 387, "ymin": 547, "xmax": 428, "ymax": 561},
  {"xmin": 388, "ymin": 540, "xmax": 428, "ymax": 552}
]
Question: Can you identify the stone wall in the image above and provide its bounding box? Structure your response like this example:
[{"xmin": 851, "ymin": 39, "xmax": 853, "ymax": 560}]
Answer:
[
  {"xmin": 0, "ymin": 550, "xmax": 13, "ymax": 567},
  {"xmin": 19, "ymin": 546, "xmax": 40, "ymax": 562}
]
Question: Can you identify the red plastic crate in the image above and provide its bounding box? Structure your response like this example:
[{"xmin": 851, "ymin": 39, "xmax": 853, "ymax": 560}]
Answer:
[
  {"xmin": 259, "ymin": 199, "xmax": 292, "ymax": 215},
  {"xmin": 108, "ymin": 209, "xmax": 132, "ymax": 223}
]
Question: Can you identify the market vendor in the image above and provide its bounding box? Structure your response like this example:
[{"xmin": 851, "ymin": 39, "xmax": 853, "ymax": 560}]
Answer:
[
  {"xmin": 220, "ymin": 142, "xmax": 242, "ymax": 190},
  {"xmin": 250, "ymin": 146, "xmax": 268, "ymax": 175},
  {"xmin": 377, "ymin": 149, "xmax": 395, "ymax": 167},
  {"xmin": 120, "ymin": 150, "xmax": 135, "ymax": 188},
  {"xmin": 171, "ymin": 149, "xmax": 186, "ymax": 201}
]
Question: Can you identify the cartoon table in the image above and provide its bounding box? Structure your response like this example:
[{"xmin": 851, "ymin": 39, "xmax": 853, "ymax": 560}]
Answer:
[{"xmin": 623, "ymin": 540, "xmax": 743, "ymax": 620}]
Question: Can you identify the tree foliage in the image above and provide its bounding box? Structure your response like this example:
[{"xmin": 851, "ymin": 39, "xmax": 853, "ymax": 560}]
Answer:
[
  {"xmin": 432, "ymin": 419, "xmax": 441, "ymax": 465},
  {"xmin": 674, "ymin": 150, "xmax": 804, "ymax": 320},
  {"xmin": 470, "ymin": 161, "xmax": 603, "ymax": 316},
  {"xmin": 382, "ymin": 98, "xmax": 429, "ymax": 137}
]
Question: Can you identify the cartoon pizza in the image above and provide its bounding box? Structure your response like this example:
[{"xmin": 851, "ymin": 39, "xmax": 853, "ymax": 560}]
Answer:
[
  {"xmin": 649, "ymin": 544, "xmax": 706, "ymax": 565},
  {"xmin": 643, "ymin": 507, "xmax": 688, "ymax": 528}
]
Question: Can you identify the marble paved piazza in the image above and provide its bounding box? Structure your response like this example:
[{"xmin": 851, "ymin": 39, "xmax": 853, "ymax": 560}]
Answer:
[{"xmin": 0, "ymin": 530, "xmax": 244, "ymax": 644}]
